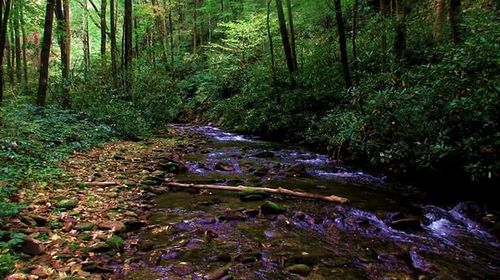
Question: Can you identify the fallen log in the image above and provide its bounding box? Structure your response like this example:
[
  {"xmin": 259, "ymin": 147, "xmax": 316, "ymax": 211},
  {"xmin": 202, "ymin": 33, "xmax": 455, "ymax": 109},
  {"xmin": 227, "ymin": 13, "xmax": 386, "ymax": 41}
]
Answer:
[{"xmin": 166, "ymin": 182, "xmax": 349, "ymax": 203}]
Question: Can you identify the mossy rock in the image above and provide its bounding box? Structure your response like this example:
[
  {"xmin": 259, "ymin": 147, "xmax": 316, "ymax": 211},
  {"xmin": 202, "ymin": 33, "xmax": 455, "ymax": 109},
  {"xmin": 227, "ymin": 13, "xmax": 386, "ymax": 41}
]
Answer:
[
  {"xmin": 106, "ymin": 235, "xmax": 124, "ymax": 250},
  {"xmin": 76, "ymin": 223, "xmax": 95, "ymax": 231},
  {"xmin": 57, "ymin": 199, "xmax": 78, "ymax": 209},
  {"xmin": 239, "ymin": 189, "xmax": 270, "ymax": 202},
  {"xmin": 286, "ymin": 264, "xmax": 312, "ymax": 276},
  {"xmin": 260, "ymin": 201, "xmax": 286, "ymax": 215}
]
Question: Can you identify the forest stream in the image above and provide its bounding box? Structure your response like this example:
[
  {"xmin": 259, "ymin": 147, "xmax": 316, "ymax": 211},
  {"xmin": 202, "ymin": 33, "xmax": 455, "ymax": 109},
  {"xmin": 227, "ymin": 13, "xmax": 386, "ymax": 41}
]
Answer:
[{"xmin": 114, "ymin": 125, "xmax": 500, "ymax": 280}]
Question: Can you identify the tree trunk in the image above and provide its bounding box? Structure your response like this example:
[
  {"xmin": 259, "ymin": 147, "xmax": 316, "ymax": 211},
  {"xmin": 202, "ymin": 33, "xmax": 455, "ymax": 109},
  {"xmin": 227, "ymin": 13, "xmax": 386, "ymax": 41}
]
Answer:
[
  {"xmin": 0, "ymin": 0, "xmax": 11, "ymax": 104},
  {"xmin": 101, "ymin": 0, "xmax": 107, "ymax": 60},
  {"xmin": 20, "ymin": 0, "xmax": 29, "ymax": 84},
  {"xmin": 393, "ymin": 0, "xmax": 406, "ymax": 63},
  {"xmin": 267, "ymin": 0, "xmax": 277, "ymax": 90},
  {"xmin": 82, "ymin": 0, "xmax": 90, "ymax": 72},
  {"xmin": 6, "ymin": 31, "xmax": 14, "ymax": 85},
  {"xmin": 433, "ymin": 0, "xmax": 447, "ymax": 40},
  {"xmin": 285, "ymin": 0, "xmax": 297, "ymax": 70},
  {"xmin": 169, "ymin": 0, "xmax": 175, "ymax": 65},
  {"xmin": 333, "ymin": 0, "xmax": 352, "ymax": 88},
  {"xmin": 55, "ymin": 0, "xmax": 70, "ymax": 106},
  {"xmin": 37, "ymin": 0, "xmax": 56, "ymax": 107},
  {"xmin": 449, "ymin": 0, "xmax": 462, "ymax": 44},
  {"xmin": 352, "ymin": 0, "xmax": 359, "ymax": 75},
  {"xmin": 124, "ymin": 0, "xmax": 133, "ymax": 95},
  {"xmin": 276, "ymin": 0, "xmax": 296, "ymax": 88},
  {"xmin": 14, "ymin": 4, "xmax": 21, "ymax": 83},
  {"xmin": 193, "ymin": 0, "xmax": 198, "ymax": 56},
  {"xmin": 110, "ymin": 0, "xmax": 117, "ymax": 86},
  {"xmin": 380, "ymin": 0, "xmax": 387, "ymax": 71}
]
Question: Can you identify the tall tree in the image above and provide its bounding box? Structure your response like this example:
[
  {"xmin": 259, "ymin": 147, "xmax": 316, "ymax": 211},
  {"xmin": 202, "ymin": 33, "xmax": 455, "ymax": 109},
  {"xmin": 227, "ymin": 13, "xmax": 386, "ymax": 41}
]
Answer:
[
  {"xmin": 333, "ymin": 0, "xmax": 352, "ymax": 88},
  {"xmin": 267, "ymin": 0, "xmax": 277, "ymax": 89},
  {"xmin": 0, "ymin": 0, "xmax": 12, "ymax": 104},
  {"xmin": 13, "ymin": 3, "xmax": 21, "ymax": 83},
  {"xmin": 285, "ymin": 0, "xmax": 297, "ymax": 71},
  {"xmin": 110, "ymin": 0, "xmax": 117, "ymax": 86},
  {"xmin": 20, "ymin": 0, "xmax": 28, "ymax": 83},
  {"xmin": 393, "ymin": 0, "xmax": 407, "ymax": 63},
  {"xmin": 193, "ymin": 0, "xmax": 198, "ymax": 56},
  {"xmin": 276, "ymin": 0, "xmax": 296, "ymax": 88},
  {"xmin": 101, "ymin": 0, "xmax": 107, "ymax": 59},
  {"xmin": 124, "ymin": 0, "xmax": 133, "ymax": 94},
  {"xmin": 449, "ymin": 0, "xmax": 462, "ymax": 44},
  {"xmin": 352, "ymin": 0, "xmax": 359, "ymax": 74},
  {"xmin": 55, "ymin": 0, "xmax": 70, "ymax": 106},
  {"xmin": 37, "ymin": 0, "xmax": 56, "ymax": 107},
  {"xmin": 433, "ymin": 0, "xmax": 447, "ymax": 40}
]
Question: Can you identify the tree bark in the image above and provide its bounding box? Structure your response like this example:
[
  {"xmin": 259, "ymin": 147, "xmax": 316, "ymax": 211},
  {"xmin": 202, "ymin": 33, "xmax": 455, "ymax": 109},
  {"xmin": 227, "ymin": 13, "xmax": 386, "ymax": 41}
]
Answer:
[
  {"xmin": 352, "ymin": 0, "xmax": 359, "ymax": 75},
  {"xmin": 37, "ymin": 0, "xmax": 56, "ymax": 107},
  {"xmin": 6, "ymin": 29, "xmax": 14, "ymax": 85},
  {"xmin": 393, "ymin": 0, "xmax": 406, "ymax": 63},
  {"xmin": 124, "ymin": 0, "xmax": 133, "ymax": 94},
  {"xmin": 433, "ymin": 0, "xmax": 447, "ymax": 40},
  {"xmin": 101, "ymin": 0, "xmax": 107, "ymax": 60},
  {"xmin": 0, "ymin": 0, "xmax": 9, "ymax": 103},
  {"xmin": 167, "ymin": 182, "xmax": 349, "ymax": 204},
  {"xmin": 14, "ymin": 4, "xmax": 21, "ymax": 83},
  {"xmin": 55, "ymin": 0, "xmax": 70, "ymax": 106},
  {"xmin": 168, "ymin": 0, "xmax": 175, "ymax": 65},
  {"xmin": 267, "ymin": 0, "xmax": 277, "ymax": 90},
  {"xmin": 276, "ymin": 0, "xmax": 296, "ymax": 88},
  {"xmin": 110, "ymin": 0, "xmax": 117, "ymax": 86},
  {"xmin": 285, "ymin": 0, "xmax": 297, "ymax": 70},
  {"xmin": 449, "ymin": 0, "xmax": 462, "ymax": 44},
  {"xmin": 20, "ymin": 0, "xmax": 29, "ymax": 84},
  {"xmin": 82, "ymin": 0, "xmax": 91, "ymax": 72},
  {"xmin": 333, "ymin": 0, "xmax": 352, "ymax": 88}
]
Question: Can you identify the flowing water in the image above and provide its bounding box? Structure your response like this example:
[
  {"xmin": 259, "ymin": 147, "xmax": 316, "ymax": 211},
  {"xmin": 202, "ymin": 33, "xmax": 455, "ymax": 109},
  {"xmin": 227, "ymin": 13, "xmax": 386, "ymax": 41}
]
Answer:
[{"xmin": 122, "ymin": 125, "xmax": 500, "ymax": 279}]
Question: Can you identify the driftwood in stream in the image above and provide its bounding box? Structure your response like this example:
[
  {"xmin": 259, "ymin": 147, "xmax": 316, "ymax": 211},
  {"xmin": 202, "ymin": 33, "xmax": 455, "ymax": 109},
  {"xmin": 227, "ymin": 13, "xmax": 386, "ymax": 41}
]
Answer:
[{"xmin": 166, "ymin": 182, "xmax": 349, "ymax": 203}]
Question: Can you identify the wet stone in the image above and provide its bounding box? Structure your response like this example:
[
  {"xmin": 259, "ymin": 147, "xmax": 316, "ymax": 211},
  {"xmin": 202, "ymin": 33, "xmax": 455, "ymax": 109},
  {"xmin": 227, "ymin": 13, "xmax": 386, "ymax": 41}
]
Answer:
[
  {"xmin": 172, "ymin": 262, "xmax": 194, "ymax": 276},
  {"xmin": 261, "ymin": 201, "xmax": 286, "ymax": 215},
  {"xmin": 286, "ymin": 264, "xmax": 312, "ymax": 276}
]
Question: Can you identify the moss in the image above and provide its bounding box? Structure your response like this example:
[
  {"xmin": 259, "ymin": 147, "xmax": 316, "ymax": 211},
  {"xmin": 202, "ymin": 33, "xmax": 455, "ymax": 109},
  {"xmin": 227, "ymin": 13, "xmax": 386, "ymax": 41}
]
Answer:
[{"xmin": 106, "ymin": 235, "xmax": 124, "ymax": 250}]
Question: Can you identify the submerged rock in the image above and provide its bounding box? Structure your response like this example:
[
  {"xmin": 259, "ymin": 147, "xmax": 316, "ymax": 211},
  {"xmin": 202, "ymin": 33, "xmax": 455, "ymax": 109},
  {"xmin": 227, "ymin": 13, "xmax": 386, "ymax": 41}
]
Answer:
[
  {"xmin": 239, "ymin": 189, "xmax": 270, "ymax": 201},
  {"xmin": 285, "ymin": 164, "xmax": 307, "ymax": 177},
  {"xmin": 286, "ymin": 264, "xmax": 312, "ymax": 276},
  {"xmin": 261, "ymin": 201, "xmax": 286, "ymax": 215},
  {"xmin": 390, "ymin": 217, "xmax": 422, "ymax": 232},
  {"xmin": 252, "ymin": 151, "xmax": 275, "ymax": 158},
  {"xmin": 215, "ymin": 162, "xmax": 235, "ymax": 172}
]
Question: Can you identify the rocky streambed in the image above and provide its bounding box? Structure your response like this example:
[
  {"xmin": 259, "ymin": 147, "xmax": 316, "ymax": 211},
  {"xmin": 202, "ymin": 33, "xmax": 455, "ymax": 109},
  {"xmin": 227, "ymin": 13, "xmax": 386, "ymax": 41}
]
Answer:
[{"xmin": 115, "ymin": 125, "xmax": 500, "ymax": 279}]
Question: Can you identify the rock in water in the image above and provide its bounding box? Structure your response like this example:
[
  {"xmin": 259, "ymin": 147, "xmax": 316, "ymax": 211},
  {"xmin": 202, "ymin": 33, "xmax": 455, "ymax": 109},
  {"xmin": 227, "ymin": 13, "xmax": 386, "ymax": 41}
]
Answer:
[
  {"xmin": 391, "ymin": 217, "xmax": 422, "ymax": 231},
  {"xmin": 285, "ymin": 164, "xmax": 307, "ymax": 177},
  {"xmin": 261, "ymin": 201, "xmax": 286, "ymax": 215},
  {"xmin": 239, "ymin": 189, "xmax": 270, "ymax": 201},
  {"xmin": 252, "ymin": 151, "xmax": 275, "ymax": 158},
  {"xmin": 215, "ymin": 162, "xmax": 234, "ymax": 172},
  {"xmin": 286, "ymin": 264, "xmax": 312, "ymax": 276}
]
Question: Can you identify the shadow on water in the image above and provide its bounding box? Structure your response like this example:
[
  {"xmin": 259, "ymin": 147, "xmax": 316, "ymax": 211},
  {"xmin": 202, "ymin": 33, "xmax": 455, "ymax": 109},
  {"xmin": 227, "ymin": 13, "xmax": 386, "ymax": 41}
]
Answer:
[{"xmin": 123, "ymin": 124, "xmax": 500, "ymax": 279}]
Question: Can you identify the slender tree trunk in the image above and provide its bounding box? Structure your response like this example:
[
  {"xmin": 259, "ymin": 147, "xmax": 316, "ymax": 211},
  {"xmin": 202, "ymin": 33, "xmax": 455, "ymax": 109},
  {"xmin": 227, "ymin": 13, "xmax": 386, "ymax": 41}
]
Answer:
[
  {"xmin": 266, "ymin": 0, "xmax": 277, "ymax": 90},
  {"xmin": 20, "ymin": 0, "xmax": 28, "ymax": 84},
  {"xmin": 101, "ymin": 0, "xmax": 107, "ymax": 60},
  {"xmin": 433, "ymin": 0, "xmax": 447, "ymax": 40},
  {"xmin": 393, "ymin": 0, "xmax": 406, "ymax": 63},
  {"xmin": 7, "ymin": 29, "xmax": 14, "ymax": 85},
  {"xmin": 449, "ymin": 0, "xmax": 462, "ymax": 44},
  {"xmin": 380, "ymin": 0, "xmax": 387, "ymax": 70},
  {"xmin": 64, "ymin": 0, "xmax": 70, "ymax": 68},
  {"xmin": 55, "ymin": 0, "xmax": 70, "ymax": 106},
  {"xmin": 110, "ymin": 0, "xmax": 117, "ymax": 86},
  {"xmin": 333, "ymin": 0, "xmax": 352, "ymax": 88},
  {"xmin": 193, "ymin": 0, "xmax": 198, "ymax": 56},
  {"xmin": 82, "ymin": 0, "xmax": 90, "ymax": 72},
  {"xmin": 124, "ymin": 0, "xmax": 133, "ymax": 95},
  {"xmin": 221, "ymin": 0, "xmax": 224, "ymax": 12},
  {"xmin": 0, "ymin": 0, "xmax": 12, "ymax": 104},
  {"xmin": 285, "ymin": 0, "xmax": 297, "ymax": 70},
  {"xmin": 37, "ymin": 0, "xmax": 56, "ymax": 107},
  {"xmin": 352, "ymin": 0, "xmax": 358, "ymax": 75},
  {"xmin": 276, "ymin": 0, "xmax": 296, "ymax": 88},
  {"xmin": 169, "ymin": 0, "xmax": 175, "ymax": 65},
  {"xmin": 14, "ymin": 4, "xmax": 22, "ymax": 83}
]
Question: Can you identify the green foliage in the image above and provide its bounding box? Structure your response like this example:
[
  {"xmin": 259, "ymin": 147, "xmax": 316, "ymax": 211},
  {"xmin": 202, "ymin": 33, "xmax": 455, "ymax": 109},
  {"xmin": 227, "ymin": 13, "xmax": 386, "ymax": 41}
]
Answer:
[{"xmin": 0, "ymin": 253, "xmax": 16, "ymax": 278}]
